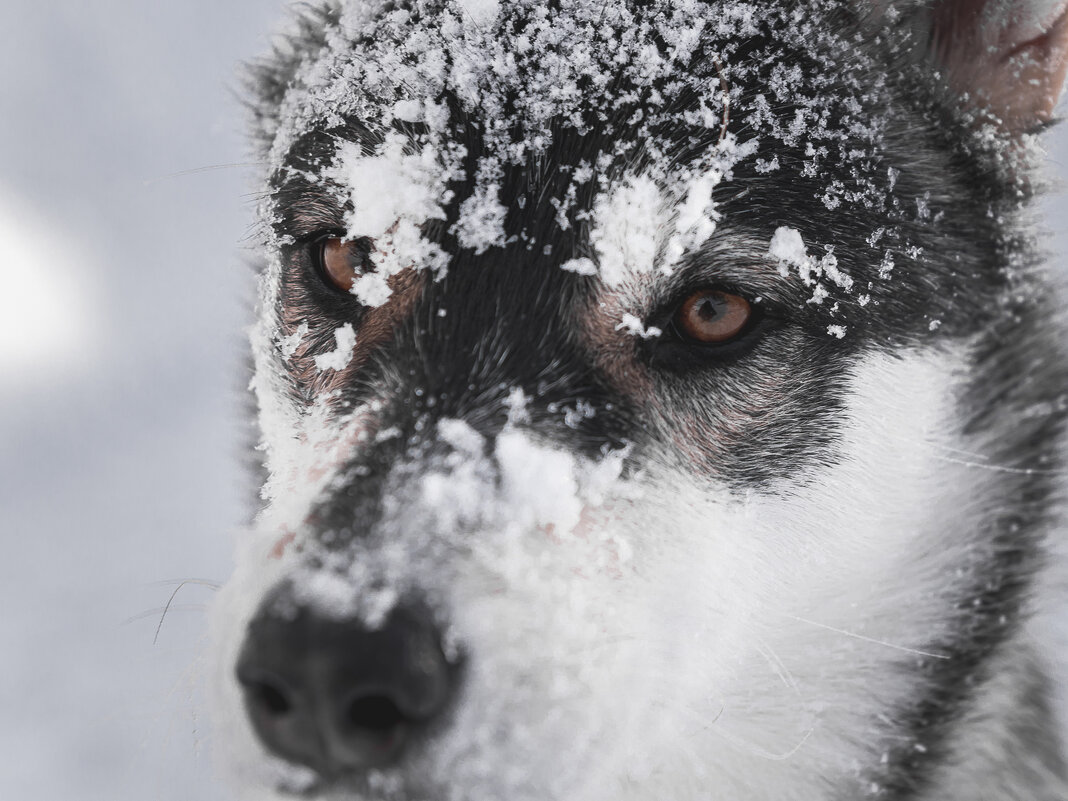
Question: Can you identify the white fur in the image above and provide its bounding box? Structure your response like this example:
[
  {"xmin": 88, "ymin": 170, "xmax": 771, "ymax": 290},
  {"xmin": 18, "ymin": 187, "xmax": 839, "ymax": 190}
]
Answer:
[{"xmin": 213, "ymin": 344, "xmax": 996, "ymax": 800}]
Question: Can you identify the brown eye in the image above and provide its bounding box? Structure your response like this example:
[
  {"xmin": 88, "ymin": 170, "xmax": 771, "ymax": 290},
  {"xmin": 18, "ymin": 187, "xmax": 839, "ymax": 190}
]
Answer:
[
  {"xmin": 316, "ymin": 236, "xmax": 374, "ymax": 293},
  {"xmin": 674, "ymin": 290, "xmax": 752, "ymax": 344}
]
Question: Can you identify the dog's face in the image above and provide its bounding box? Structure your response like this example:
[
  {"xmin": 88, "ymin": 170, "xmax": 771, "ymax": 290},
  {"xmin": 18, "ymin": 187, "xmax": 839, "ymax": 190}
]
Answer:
[{"xmin": 214, "ymin": 2, "xmax": 1068, "ymax": 799}]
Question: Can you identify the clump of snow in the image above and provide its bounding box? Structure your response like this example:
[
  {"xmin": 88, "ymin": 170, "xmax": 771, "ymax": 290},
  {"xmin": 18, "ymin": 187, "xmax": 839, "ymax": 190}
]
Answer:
[
  {"xmin": 615, "ymin": 313, "xmax": 662, "ymax": 339},
  {"xmin": 588, "ymin": 176, "xmax": 666, "ymax": 287},
  {"xmin": 254, "ymin": 0, "xmax": 904, "ymax": 303},
  {"xmin": 768, "ymin": 226, "xmax": 853, "ymax": 304},
  {"xmin": 438, "ymin": 418, "xmax": 485, "ymax": 456},
  {"xmin": 456, "ymin": 0, "xmax": 501, "ymax": 27},
  {"xmin": 559, "ymin": 257, "xmax": 598, "ymax": 276},
  {"xmin": 827, "ymin": 324, "xmax": 847, "ymax": 339},
  {"xmin": 326, "ymin": 135, "xmax": 454, "ymax": 305},
  {"xmin": 279, "ymin": 320, "xmax": 308, "ymax": 360},
  {"xmin": 665, "ymin": 168, "xmax": 723, "ymax": 265},
  {"xmin": 350, "ymin": 271, "xmax": 393, "ymax": 307},
  {"xmin": 768, "ymin": 226, "xmax": 808, "ymax": 268},
  {"xmin": 504, "ymin": 386, "xmax": 531, "ymax": 424},
  {"xmin": 313, "ymin": 323, "xmax": 356, "ymax": 371},
  {"xmin": 455, "ymin": 181, "xmax": 508, "ymax": 254}
]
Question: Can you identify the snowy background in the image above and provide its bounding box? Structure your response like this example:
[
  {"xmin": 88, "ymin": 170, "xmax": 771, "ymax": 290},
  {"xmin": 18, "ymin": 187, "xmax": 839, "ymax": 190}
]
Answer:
[{"xmin": 0, "ymin": 3, "xmax": 1066, "ymax": 800}]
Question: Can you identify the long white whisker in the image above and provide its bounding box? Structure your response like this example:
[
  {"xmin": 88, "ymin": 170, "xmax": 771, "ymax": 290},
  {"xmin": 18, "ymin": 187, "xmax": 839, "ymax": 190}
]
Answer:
[{"xmin": 785, "ymin": 614, "xmax": 950, "ymax": 660}]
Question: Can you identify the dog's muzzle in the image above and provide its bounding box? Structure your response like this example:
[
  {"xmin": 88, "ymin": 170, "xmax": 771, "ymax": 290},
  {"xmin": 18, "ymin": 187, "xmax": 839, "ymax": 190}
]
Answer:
[{"xmin": 235, "ymin": 580, "xmax": 455, "ymax": 776}]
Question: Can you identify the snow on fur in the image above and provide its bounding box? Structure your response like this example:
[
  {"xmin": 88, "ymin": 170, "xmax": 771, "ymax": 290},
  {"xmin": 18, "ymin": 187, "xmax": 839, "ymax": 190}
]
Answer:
[{"xmin": 255, "ymin": 0, "xmax": 902, "ymax": 311}]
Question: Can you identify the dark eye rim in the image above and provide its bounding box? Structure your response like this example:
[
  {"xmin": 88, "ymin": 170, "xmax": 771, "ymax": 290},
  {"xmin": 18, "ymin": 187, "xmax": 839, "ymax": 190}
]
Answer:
[{"xmin": 644, "ymin": 286, "xmax": 777, "ymax": 369}]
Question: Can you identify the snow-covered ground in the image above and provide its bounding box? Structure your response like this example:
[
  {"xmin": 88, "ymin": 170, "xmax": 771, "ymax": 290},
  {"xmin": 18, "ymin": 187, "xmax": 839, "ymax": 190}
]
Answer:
[{"xmin": 0, "ymin": 3, "xmax": 1066, "ymax": 800}]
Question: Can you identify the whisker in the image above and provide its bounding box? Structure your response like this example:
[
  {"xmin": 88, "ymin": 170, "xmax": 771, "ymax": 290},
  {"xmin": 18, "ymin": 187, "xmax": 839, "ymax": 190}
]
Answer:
[
  {"xmin": 709, "ymin": 720, "xmax": 816, "ymax": 762},
  {"xmin": 152, "ymin": 579, "xmax": 221, "ymax": 645},
  {"xmin": 124, "ymin": 604, "xmax": 208, "ymax": 625},
  {"xmin": 785, "ymin": 614, "xmax": 950, "ymax": 660},
  {"xmin": 880, "ymin": 429, "xmax": 1063, "ymax": 476},
  {"xmin": 656, "ymin": 696, "xmax": 816, "ymax": 762},
  {"xmin": 924, "ymin": 453, "xmax": 1062, "ymax": 477},
  {"xmin": 143, "ymin": 162, "xmax": 265, "ymax": 186},
  {"xmin": 754, "ymin": 637, "xmax": 799, "ymax": 691}
]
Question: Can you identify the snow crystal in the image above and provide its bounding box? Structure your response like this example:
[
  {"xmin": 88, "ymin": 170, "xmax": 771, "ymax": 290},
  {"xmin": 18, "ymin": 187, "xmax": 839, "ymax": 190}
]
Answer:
[
  {"xmin": 665, "ymin": 169, "xmax": 723, "ymax": 266},
  {"xmin": 313, "ymin": 323, "xmax": 356, "ymax": 371},
  {"xmin": 826, "ymin": 324, "xmax": 847, "ymax": 339},
  {"xmin": 374, "ymin": 426, "xmax": 402, "ymax": 443},
  {"xmin": 495, "ymin": 430, "xmax": 582, "ymax": 532},
  {"xmin": 562, "ymin": 400, "xmax": 596, "ymax": 429}
]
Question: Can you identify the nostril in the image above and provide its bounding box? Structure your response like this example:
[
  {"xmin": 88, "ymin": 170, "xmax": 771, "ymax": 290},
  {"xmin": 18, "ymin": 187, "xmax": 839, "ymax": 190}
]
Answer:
[
  {"xmin": 237, "ymin": 586, "xmax": 458, "ymax": 775},
  {"xmin": 249, "ymin": 679, "xmax": 293, "ymax": 717},
  {"xmin": 346, "ymin": 694, "xmax": 405, "ymax": 732}
]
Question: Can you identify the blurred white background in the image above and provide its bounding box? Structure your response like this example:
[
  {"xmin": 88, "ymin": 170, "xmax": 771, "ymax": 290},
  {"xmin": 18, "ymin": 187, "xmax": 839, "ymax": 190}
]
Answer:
[
  {"xmin": 0, "ymin": 2, "xmax": 283, "ymax": 799},
  {"xmin": 0, "ymin": 3, "xmax": 1066, "ymax": 800}
]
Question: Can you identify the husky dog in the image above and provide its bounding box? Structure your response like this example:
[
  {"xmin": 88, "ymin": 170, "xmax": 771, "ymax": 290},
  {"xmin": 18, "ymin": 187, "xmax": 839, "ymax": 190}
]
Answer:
[{"xmin": 214, "ymin": 1, "xmax": 1068, "ymax": 799}]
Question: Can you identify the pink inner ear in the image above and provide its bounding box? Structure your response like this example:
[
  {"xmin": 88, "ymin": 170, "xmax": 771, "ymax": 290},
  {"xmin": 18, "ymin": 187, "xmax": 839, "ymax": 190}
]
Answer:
[{"xmin": 932, "ymin": 0, "xmax": 1068, "ymax": 131}]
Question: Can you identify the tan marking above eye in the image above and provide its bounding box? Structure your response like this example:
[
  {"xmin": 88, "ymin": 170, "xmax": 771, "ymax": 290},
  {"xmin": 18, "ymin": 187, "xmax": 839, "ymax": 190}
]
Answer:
[
  {"xmin": 319, "ymin": 236, "xmax": 374, "ymax": 293},
  {"xmin": 675, "ymin": 290, "xmax": 752, "ymax": 344}
]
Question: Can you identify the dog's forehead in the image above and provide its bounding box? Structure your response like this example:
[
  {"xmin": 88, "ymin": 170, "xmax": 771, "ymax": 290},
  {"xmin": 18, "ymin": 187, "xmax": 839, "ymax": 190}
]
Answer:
[
  {"xmin": 260, "ymin": 0, "xmax": 934, "ymax": 320},
  {"xmin": 264, "ymin": 0, "xmax": 897, "ymax": 251}
]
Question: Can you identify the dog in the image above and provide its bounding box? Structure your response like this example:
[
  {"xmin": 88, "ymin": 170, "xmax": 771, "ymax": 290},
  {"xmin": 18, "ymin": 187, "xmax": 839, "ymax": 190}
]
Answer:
[{"xmin": 211, "ymin": 1, "xmax": 1068, "ymax": 799}]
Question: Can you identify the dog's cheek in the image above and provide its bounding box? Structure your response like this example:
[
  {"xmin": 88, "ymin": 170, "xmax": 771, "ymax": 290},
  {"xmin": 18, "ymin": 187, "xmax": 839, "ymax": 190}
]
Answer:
[
  {"xmin": 692, "ymin": 347, "xmax": 985, "ymax": 787},
  {"xmin": 581, "ymin": 347, "xmax": 986, "ymax": 796}
]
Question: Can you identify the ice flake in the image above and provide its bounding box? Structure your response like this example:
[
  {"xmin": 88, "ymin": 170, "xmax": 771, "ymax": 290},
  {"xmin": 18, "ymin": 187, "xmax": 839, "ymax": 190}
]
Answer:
[{"xmin": 314, "ymin": 323, "xmax": 357, "ymax": 371}]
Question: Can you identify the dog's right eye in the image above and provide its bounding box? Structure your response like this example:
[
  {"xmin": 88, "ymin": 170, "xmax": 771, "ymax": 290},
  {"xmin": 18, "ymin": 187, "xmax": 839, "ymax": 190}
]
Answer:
[
  {"xmin": 311, "ymin": 235, "xmax": 375, "ymax": 294},
  {"xmin": 673, "ymin": 290, "xmax": 752, "ymax": 344}
]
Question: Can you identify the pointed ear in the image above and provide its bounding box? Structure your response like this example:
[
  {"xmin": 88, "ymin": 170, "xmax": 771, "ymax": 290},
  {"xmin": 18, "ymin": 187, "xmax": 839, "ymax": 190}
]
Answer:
[{"xmin": 927, "ymin": 0, "xmax": 1068, "ymax": 133}]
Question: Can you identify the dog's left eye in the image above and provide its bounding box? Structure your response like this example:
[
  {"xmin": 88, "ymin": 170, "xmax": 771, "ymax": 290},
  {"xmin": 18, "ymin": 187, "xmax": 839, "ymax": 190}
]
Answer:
[
  {"xmin": 312, "ymin": 235, "xmax": 375, "ymax": 293},
  {"xmin": 672, "ymin": 289, "xmax": 752, "ymax": 344}
]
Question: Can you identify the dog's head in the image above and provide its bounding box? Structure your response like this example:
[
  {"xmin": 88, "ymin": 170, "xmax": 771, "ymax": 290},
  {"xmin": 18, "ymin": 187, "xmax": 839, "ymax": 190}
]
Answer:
[{"xmin": 214, "ymin": 2, "xmax": 1068, "ymax": 799}]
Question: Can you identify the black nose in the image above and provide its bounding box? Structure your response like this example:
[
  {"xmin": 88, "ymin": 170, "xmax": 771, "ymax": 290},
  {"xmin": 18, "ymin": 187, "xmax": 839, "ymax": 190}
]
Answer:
[{"xmin": 235, "ymin": 583, "xmax": 454, "ymax": 775}]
